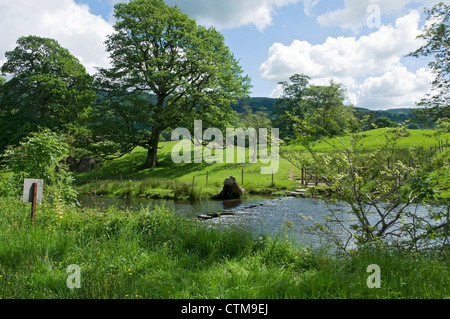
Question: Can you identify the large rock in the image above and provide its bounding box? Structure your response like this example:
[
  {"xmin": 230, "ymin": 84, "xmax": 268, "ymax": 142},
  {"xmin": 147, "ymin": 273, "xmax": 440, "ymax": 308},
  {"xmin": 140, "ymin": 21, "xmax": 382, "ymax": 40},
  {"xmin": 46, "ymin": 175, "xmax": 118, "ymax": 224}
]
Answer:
[{"xmin": 211, "ymin": 176, "xmax": 246, "ymax": 200}]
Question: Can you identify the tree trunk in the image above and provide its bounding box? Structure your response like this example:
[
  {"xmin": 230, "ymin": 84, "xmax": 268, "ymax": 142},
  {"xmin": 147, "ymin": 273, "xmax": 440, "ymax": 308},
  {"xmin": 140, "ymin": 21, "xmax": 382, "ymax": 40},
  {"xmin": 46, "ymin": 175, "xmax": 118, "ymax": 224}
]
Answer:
[
  {"xmin": 143, "ymin": 129, "xmax": 161, "ymax": 169},
  {"xmin": 144, "ymin": 146, "xmax": 159, "ymax": 169}
]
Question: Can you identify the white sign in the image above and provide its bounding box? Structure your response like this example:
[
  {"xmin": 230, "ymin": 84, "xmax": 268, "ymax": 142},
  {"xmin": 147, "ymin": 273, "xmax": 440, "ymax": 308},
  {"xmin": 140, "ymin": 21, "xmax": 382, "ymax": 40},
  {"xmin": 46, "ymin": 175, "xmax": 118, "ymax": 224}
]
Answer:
[{"xmin": 22, "ymin": 179, "xmax": 44, "ymax": 203}]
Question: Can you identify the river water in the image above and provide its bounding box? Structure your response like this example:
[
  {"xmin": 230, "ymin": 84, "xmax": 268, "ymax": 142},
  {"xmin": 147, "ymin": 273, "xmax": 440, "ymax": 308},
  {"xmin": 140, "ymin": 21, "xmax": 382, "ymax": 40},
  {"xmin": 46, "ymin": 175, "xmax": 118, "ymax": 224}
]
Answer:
[{"xmin": 77, "ymin": 194, "xmax": 442, "ymax": 249}]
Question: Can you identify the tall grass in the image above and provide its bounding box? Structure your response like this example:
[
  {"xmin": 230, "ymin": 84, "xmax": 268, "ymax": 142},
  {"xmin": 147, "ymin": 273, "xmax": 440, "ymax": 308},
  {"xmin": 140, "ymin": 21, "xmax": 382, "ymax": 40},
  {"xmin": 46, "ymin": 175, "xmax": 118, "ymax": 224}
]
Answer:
[{"xmin": 0, "ymin": 197, "xmax": 448, "ymax": 299}]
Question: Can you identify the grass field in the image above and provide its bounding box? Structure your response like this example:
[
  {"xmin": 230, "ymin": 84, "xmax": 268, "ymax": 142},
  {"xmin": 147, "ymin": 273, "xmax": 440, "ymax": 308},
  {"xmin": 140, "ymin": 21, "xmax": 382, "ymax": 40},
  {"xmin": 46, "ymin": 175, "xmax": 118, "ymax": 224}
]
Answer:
[
  {"xmin": 0, "ymin": 197, "xmax": 448, "ymax": 299},
  {"xmin": 74, "ymin": 128, "xmax": 450, "ymax": 200}
]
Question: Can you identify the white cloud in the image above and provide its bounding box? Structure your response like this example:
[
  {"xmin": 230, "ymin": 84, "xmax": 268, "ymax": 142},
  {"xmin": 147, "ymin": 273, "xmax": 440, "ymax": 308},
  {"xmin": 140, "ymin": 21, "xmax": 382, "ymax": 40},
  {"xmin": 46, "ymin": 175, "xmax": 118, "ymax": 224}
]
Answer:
[
  {"xmin": 261, "ymin": 11, "xmax": 430, "ymax": 108},
  {"xmin": 316, "ymin": 0, "xmax": 443, "ymax": 32},
  {"xmin": 165, "ymin": 0, "xmax": 302, "ymax": 31},
  {"xmin": 303, "ymin": 0, "xmax": 320, "ymax": 15},
  {"xmin": 0, "ymin": 0, "xmax": 114, "ymax": 75},
  {"xmin": 357, "ymin": 66, "xmax": 433, "ymax": 109}
]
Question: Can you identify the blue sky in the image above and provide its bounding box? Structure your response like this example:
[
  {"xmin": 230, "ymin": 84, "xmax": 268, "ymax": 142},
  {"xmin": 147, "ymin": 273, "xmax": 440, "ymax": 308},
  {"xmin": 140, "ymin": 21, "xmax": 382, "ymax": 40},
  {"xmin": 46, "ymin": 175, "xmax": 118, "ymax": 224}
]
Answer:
[{"xmin": 0, "ymin": 0, "xmax": 443, "ymax": 110}]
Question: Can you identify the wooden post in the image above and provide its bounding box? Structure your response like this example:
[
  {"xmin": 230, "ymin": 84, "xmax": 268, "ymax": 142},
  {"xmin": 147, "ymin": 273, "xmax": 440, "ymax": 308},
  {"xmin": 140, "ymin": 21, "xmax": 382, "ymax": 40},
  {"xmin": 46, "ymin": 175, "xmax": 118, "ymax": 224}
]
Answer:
[
  {"xmin": 120, "ymin": 175, "xmax": 123, "ymax": 186},
  {"xmin": 272, "ymin": 170, "xmax": 274, "ymax": 186},
  {"xmin": 192, "ymin": 176, "xmax": 195, "ymax": 188},
  {"xmin": 31, "ymin": 182, "xmax": 37, "ymax": 222},
  {"xmin": 241, "ymin": 169, "xmax": 244, "ymax": 186},
  {"xmin": 206, "ymin": 171, "xmax": 209, "ymax": 186},
  {"xmin": 301, "ymin": 168, "xmax": 304, "ymax": 186},
  {"xmin": 315, "ymin": 168, "xmax": 319, "ymax": 186}
]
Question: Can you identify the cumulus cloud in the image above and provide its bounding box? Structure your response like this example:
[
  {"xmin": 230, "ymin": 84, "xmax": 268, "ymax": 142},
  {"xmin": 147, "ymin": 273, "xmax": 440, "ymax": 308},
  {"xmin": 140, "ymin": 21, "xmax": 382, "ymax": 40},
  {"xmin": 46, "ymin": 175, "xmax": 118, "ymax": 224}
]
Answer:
[
  {"xmin": 356, "ymin": 66, "xmax": 433, "ymax": 109},
  {"xmin": 0, "ymin": 0, "xmax": 114, "ymax": 74},
  {"xmin": 165, "ymin": 0, "xmax": 302, "ymax": 31},
  {"xmin": 316, "ymin": 0, "xmax": 443, "ymax": 32},
  {"xmin": 260, "ymin": 11, "xmax": 430, "ymax": 108},
  {"xmin": 261, "ymin": 11, "xmax": 422, "ymax": 82}
]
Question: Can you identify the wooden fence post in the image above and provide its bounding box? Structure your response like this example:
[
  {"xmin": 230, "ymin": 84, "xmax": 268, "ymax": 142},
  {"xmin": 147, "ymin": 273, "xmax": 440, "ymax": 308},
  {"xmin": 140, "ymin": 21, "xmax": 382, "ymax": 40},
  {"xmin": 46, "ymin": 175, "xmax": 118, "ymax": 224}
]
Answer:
[{"xmin": 31, "ymin": 183, "xmax": 37, "ymax": 222}]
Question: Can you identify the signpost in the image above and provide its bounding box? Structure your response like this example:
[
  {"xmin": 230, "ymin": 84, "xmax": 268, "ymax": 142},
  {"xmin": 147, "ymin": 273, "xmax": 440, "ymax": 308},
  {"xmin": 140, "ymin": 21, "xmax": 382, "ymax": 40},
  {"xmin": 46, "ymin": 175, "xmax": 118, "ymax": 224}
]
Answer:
[{"xmin": 22, "ymin": 179, "xmax": 44, "ymax": 222}]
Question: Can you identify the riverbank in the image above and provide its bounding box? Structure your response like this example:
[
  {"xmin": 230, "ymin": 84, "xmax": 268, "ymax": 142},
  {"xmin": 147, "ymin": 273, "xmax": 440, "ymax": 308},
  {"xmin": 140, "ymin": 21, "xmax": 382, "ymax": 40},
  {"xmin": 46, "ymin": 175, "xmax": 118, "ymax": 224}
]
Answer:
[
  {"xmin": 0, "ymin": 197, "xmax": 448, "ymax": 299},
  {"xmin": 73, "ymin": 128, "xmax": 450, "ymax": 201}
]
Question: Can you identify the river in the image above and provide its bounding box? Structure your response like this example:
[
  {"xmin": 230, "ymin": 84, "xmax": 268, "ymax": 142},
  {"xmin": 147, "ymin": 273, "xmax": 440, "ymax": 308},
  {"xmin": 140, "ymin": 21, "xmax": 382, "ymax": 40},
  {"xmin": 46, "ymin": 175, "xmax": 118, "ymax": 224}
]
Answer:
[{"xmin": 77, "ymin": 194, "xmax": 443, "ymax": 250}]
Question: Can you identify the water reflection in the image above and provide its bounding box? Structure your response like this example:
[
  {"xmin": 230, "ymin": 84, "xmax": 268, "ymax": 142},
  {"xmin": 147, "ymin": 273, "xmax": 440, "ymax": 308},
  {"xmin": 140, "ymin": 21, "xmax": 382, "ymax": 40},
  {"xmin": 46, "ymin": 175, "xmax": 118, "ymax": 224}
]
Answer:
[
  {"xmin": 78, "ymin": 194, "xmax": 442, "ymax": 250},
  {"xmin": 77, "ymin": 194, "xmax": 268, "ymax": 219}
]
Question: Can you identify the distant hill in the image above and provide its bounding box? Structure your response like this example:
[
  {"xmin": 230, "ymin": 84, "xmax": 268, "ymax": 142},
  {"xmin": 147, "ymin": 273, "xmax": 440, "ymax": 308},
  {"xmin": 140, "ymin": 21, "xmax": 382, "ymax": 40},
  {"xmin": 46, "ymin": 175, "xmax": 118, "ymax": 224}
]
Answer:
[
  {"xmin": 230, "ymin": 97, "xmax": 277, "ymax": 114},
  {"xmin": 231, "ymin": 97, "xmax": 417, "ymax": 123}
]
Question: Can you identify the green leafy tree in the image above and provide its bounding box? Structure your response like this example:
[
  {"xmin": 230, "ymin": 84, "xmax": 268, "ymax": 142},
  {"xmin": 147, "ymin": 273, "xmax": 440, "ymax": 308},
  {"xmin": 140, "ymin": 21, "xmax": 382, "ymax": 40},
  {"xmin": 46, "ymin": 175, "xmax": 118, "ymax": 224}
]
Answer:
[
  {"xmin": 273, "ymin": 75, "xmax": 356, "ymax": 139},
  {"xmin": 409, "ymin": 2, "xmax": 449, "ymax": 121},
  {"xmin": 92, "ymin": 0, "xmax": 251, "ymax": 169},
  {"xmin": 242, "ymin": 105, "xmax": 272, "ymax": 162},
  {"xmin": 302, "ymin": 81, "xmax": 357, "ymax": 137},
  {"xmin": 373, "ymin": 117, "xmax": 396, "ymax": 129},
  {"xmin": 5, "ymin": 128, "xmax": 77, "ymax": 203},
  {"xmin": 0, "ymin": 36, "xmax": 95, "ymax": 152},
  {"xmin": 272, "ymin": 74, "xmax": 311, "ymax": 139}
]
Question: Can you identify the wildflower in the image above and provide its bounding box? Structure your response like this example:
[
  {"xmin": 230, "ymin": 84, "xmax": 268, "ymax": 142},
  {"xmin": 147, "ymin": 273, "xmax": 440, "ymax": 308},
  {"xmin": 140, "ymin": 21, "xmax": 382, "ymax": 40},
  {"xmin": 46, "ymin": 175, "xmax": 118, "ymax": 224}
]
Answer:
[{"xmin": 100, "ymin": 185, "xmax": 105, "ymax": 189}]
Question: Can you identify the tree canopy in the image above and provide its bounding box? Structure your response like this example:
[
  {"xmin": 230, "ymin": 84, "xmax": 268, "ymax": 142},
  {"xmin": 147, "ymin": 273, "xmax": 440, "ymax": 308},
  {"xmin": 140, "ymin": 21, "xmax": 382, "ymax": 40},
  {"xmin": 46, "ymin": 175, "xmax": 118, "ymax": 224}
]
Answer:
[
  {"xmin": 272, "ymin": 74, "xmax": 357, "ymax": 140},
  {"xmin": 91, "ymin": 0, "xmax": 251, "ymax": 169},
  {"xmin": 0, "ymin": 36, "xmax": 95, "ymax": 152},
  {"xmin": 409, "ymin": 2, "xmax": 449, "ymax": 121}
]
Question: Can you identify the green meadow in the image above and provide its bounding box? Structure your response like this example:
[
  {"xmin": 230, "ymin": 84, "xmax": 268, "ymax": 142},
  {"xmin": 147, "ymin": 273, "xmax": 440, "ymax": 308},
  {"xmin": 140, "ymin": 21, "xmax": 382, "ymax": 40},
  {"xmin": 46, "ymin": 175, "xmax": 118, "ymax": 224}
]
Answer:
[
  {"xmin": 75, "ymin": 128, "xmax": 450, "ymax": 200},
  {"xmin": 0, "ymin": 197, "xmax": 448, "ymax": 299}
]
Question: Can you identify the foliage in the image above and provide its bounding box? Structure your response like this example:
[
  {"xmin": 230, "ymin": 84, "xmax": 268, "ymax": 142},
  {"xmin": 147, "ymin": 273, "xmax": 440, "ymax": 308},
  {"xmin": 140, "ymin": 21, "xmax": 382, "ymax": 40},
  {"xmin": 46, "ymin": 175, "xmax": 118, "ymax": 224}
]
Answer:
[
  {"xmin": 373, "ymin": 117, "xmax": 397, "ymax": 129},
  {"xmin": 0, "ymin": 36, "xmax": 95, "ymax": 152},
  {"xmin": 91, "ymin": 0, "xmax": 251, "ymax": 169},
  {"xmin": 272, "ymin": 74, "xmax": 357, "ymax": 139},
  {"xmin": 408, "ymin": 2, "xmax": 450, "ymax": 121},
  {"xmin": 272, "ymin": 74, "xmax": 311, "ymax": 139},
  {"xmin": 302, "ymin": 81, "xmax": 358, "ymax": 137},
  {"xmin": 4, "ymin": 128, "xmax": 77, "ymax": 203},
  {"xmin": 283, "ymin": 121, "xmax": 449, "ymax": 252}
]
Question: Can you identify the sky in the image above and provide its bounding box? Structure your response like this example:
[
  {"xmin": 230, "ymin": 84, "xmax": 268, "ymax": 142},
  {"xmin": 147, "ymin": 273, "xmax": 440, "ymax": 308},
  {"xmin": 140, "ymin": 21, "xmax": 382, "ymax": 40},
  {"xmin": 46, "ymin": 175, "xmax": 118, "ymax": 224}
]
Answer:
[{"xmin": 0, "ymin": 0, "xmax": 444, "ymax": 110}]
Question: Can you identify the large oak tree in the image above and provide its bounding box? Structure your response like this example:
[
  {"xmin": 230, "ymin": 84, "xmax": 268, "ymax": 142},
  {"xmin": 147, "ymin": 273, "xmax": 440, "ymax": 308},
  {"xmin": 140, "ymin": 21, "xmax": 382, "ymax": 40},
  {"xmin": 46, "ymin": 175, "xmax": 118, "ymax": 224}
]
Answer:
[
  {"xmin": 0, "ymin": 36, "xmax": 95, "ymax": 152},
  {"xmin": 92, "ymin": 0, "xmax": 251, "ymax": 169}
]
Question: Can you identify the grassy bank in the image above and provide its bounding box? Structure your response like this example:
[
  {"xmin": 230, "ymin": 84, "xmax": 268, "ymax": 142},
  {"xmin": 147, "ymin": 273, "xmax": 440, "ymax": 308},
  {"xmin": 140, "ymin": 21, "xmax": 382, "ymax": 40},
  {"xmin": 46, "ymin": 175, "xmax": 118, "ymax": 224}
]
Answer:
[
  {"xmin": 75, "ymin": 140, "xmax": 300, "ymax": 200},
  {"xmin": 0, "ymin": 197, "xmax": 449, "ymax": 299},
  {"xmin": 74, "ymin": 128, "xmax": 450, "ymax": 200}
]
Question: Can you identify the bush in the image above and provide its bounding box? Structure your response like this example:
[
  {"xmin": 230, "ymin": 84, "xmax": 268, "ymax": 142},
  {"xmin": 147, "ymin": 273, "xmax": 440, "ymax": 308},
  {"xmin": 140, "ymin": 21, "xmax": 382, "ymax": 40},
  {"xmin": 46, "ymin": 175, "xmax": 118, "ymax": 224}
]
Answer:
[{"xmin": 4, "ymin": 128, "xmax": 78, "ymax": 203}]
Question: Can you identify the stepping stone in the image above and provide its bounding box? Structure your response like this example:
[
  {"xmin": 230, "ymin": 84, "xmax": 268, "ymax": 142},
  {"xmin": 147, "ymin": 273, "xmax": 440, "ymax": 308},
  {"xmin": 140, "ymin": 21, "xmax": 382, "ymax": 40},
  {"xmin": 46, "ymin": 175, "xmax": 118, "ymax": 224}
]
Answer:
[
  {"xmin": 197, "ymin": 215, "xmax": 213, "ymax": 220},
  {"xmin": 221, "ymin": 211, "xmax": 235, "ymax": 216}
]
